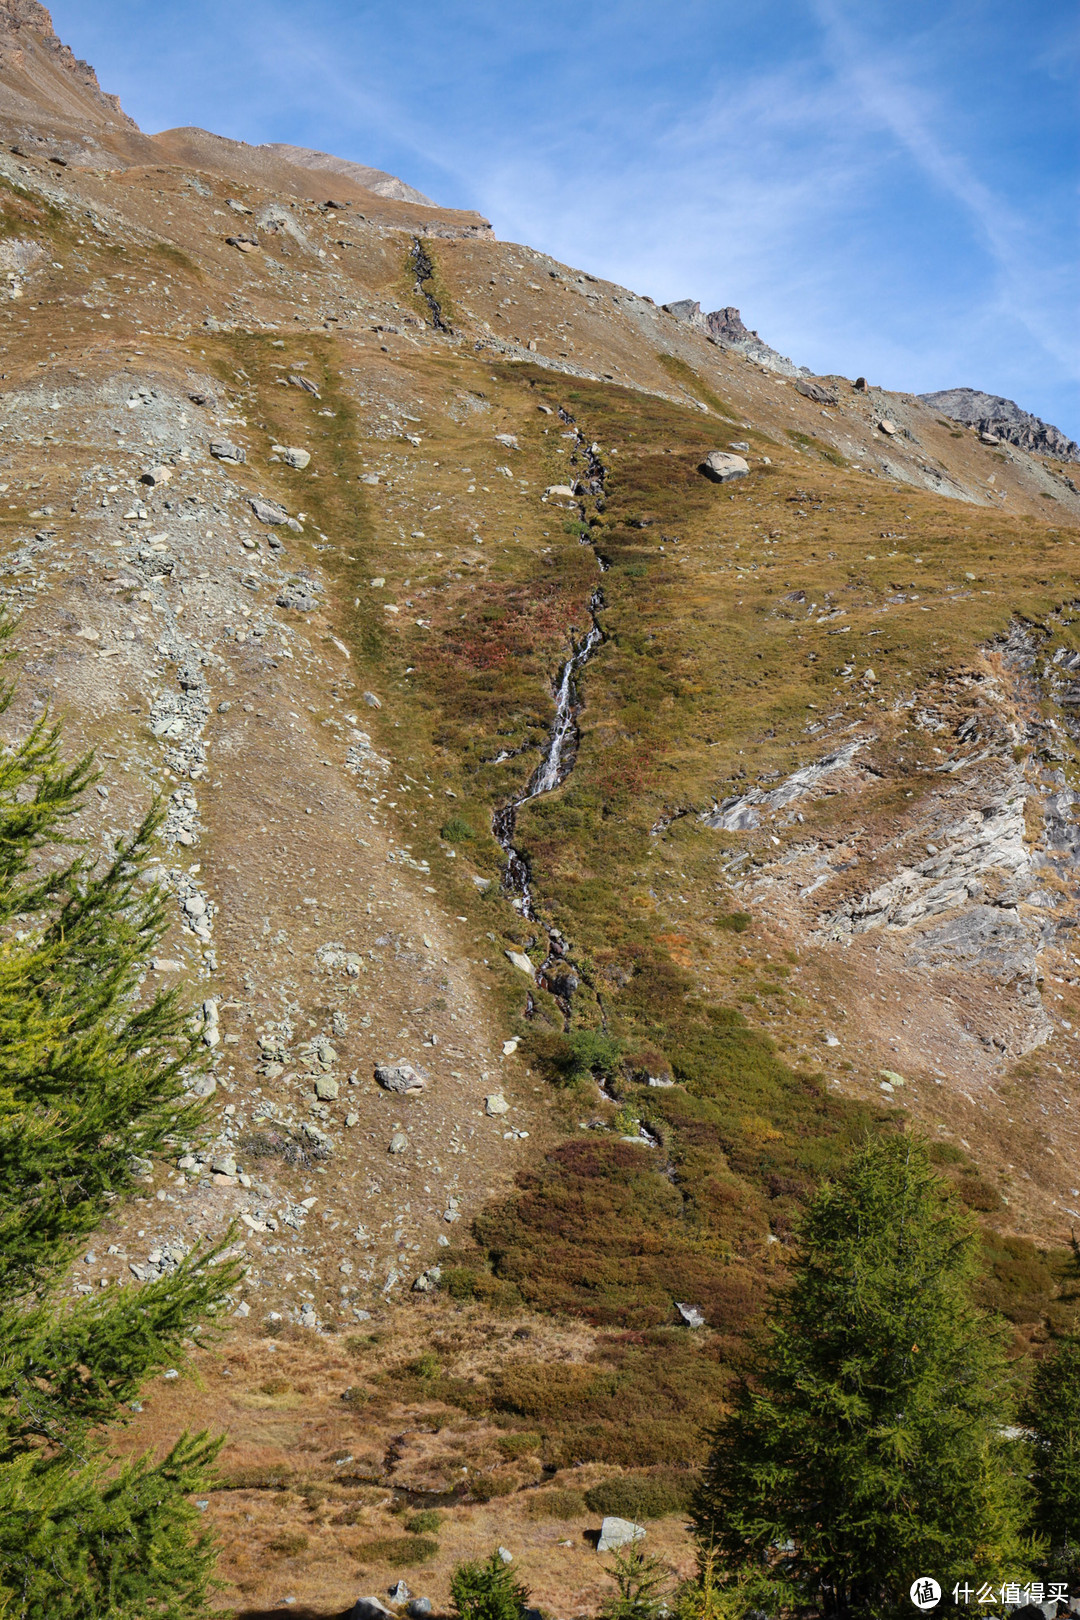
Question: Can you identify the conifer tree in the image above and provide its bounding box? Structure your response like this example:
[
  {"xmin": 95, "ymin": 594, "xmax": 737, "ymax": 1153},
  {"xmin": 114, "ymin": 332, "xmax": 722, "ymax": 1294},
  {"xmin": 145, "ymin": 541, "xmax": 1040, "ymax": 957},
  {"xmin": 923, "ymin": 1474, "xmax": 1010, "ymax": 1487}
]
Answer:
[
  {"xmin": 1023, "ymin": 1332, "xmax": 1080, "ymax": 1583},
  {"xmin": 695, "ymin": 1133, "xmax": 1037, "ymax": 1619},
  {"xmin": 0, "ymin": 623, "xmax": 241, "ymax": 1619}
]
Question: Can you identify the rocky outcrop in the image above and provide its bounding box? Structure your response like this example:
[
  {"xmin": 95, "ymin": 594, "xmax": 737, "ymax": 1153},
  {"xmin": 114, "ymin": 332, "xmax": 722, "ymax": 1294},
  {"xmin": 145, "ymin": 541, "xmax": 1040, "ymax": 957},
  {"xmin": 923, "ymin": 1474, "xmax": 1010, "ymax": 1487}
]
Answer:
[
  {"xmin": 661, "ymin": 299, "xmax": 803, "ymax": 376},
  {"xmin": 0, "ymin": 0, "xmax": 134, "ymax": 125},
  {"xmin": 920, "ymin": 387, "xmax": 1079, "ymax": 463}
]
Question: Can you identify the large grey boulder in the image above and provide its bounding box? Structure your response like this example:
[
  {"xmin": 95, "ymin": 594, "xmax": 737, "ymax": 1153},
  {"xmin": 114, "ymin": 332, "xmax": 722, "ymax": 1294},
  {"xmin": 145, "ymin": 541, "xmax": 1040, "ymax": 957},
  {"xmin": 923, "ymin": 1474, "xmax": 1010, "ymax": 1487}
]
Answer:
[
  {"xmin": 701, "ymin": 451, "xmax": 749, "ymax": 483},
  {"xmin": 349, "ymin": 1600, "xmax": 395, "ymax": 1620},
  {"xmin": 375, "ymin": 1061, "xmax": 426, "ymax": 1094},
  {"xmin": 597, "ymin": 1516, "xmax": 645, "ymax": 1553}
]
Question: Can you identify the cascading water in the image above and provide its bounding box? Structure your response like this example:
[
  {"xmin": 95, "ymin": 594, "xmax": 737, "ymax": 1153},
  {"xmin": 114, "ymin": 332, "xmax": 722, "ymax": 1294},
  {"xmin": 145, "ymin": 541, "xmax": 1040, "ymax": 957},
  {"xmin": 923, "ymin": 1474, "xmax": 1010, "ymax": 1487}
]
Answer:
[
  {"xmin": 492, "ymin": 589, "xmax": 604, "ymax": 923},
  {"xmin": 490, "ymin": 407, "xmax": 608, "ymax": 1013}
]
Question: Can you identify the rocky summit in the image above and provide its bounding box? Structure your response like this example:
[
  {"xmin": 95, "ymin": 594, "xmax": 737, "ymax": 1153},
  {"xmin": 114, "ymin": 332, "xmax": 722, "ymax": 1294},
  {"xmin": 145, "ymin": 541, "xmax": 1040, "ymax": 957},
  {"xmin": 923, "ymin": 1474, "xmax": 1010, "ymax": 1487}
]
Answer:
[
  {"xmin": 1, "ymin": 3, "xmax": 1079, "ymax": 1614},
  {"xmin": 920, "ymin": 385, "xmax": 1080, "ymax": 463}
]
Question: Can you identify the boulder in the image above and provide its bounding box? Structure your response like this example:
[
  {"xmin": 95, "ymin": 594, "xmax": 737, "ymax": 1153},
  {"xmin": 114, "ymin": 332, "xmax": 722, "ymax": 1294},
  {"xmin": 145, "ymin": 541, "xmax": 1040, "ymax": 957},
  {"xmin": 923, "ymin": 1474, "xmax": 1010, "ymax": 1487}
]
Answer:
[
  {"xmin": 505, "ymin": 949, "xmax": 535, "ymax": 978},
  {"xmin": 485, "ymin": 1093, "xmax": 510, "ymax": 1116},
  {"xmin": 277, "ymin": 446, "xmax": 311, "ymax": 469},
  {"xmin": 676, "ymin": 1302, "xmax": 706, "ymax": 1328},
  {"xmin": 700, "ymin": 451, "xmax": 749, "ymax": 483},
  {"xmin": 375, "ymin": 1061, "xmax": 426, "ymax": 1094},
  {"xmin": 795, "ymin": 379, "xmax": 838, "ymax": 405},
  {"xmin": 275, "ymin": 583, "xmax": 317, "ymax": 612},
  {"xmin": 315, "ymin": 1076, "xmax": 339, "ymax": 1100},
  {"xmin": 408, "ymin": 1602, "xmax": 432, "ymax": 1619},
  {"xmin": 878, "ymin": 419, "xmax": 897, "ymax": 435},
  {"xmin": 349, "ymin": 1599, "xmax": 395, "ymax": 1620},
  {"xmin": 210, "ymin": 440, "xmax": 246, "ymax": 464},
  {"xmin": 597, "ymin": 1516, "xmax": 645, "ymax": 1553},
  {"xmin": 251, "ymin": 497, "xmax": 289, "ymax": 525},
  {"xmin": 543, "ymin": 484, "xmax": 577, "ymax": 499},
  {"xmin": 388, "ymin": 1132, "xmax": 408, "ymax": 1154}
]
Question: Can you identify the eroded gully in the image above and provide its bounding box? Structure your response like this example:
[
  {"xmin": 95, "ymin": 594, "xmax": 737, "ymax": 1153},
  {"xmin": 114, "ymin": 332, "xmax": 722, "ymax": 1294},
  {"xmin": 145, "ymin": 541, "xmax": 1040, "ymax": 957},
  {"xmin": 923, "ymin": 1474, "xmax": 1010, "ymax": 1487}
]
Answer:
[{"xmin": 491, "ymin": 410, "xmax": 607, "ymax": 1018}]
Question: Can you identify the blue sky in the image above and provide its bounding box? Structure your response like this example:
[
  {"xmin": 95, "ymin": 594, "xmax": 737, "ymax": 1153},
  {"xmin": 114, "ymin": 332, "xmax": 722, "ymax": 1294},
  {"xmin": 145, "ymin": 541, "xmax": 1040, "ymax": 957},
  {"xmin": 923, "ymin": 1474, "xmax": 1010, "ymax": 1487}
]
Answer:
[{"xmin": 50, "ymin": 1, "xmax": 1080, "ymax": 441}]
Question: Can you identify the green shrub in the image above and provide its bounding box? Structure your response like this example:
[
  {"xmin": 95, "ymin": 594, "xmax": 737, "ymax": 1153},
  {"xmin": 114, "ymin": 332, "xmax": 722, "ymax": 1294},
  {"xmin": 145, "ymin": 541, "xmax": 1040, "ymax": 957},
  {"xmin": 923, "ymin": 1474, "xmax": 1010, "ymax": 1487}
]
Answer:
[
  {"xmin": 441, "ymin": 815, "xmax": 476, "ymax": 843},
  {"xmin": 585, "ymin": 1472, "xmax": 693, "ymax": 1520},
  {"xmin": 526, "ymin": 1487, "xmax": 587, "ymax": 1519},
  {"xmin": 526, "ymin": 1027, "xmax": 624, "ymax": 1088},
  {"xmin": 498, "ymin": 1432, "xmax": 542, "ymax": 1459},
  {"xmin": 353, "ymin": 1535, "xmax": 439, "ymax": 1567},
  {"xmin": 406, "ymin": 1509, "xmax": 444, "ymax": 1534},
  {"xmin": 450, "ymin": 1550, "xmax": 531, "ymax": 1620},
  {"xmin": 715, "ymin": 912, "xmax": 751, "ymax": 933}
]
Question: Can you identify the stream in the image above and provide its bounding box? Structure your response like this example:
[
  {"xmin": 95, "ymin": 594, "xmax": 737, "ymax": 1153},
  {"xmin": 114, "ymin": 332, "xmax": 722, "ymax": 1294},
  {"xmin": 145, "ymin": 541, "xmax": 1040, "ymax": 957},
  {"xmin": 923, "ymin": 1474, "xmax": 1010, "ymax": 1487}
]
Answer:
[{"xmin": 491, "ymin": 411, "xmax": 607, "ymax": 1013}]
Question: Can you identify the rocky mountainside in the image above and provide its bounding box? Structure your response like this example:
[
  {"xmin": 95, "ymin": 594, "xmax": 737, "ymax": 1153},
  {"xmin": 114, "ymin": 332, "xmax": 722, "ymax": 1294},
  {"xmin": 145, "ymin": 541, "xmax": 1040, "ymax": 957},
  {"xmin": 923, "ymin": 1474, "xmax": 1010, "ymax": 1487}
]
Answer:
[
  {"xmin": 1, "ymin": 6, "xmax": 1079, "ymax": 1615},
  {"xmin": 258, "ymin": 142, "xmax": 437, "ymax": 207},
  {"xmin": 921, "ymin": 385, "xmax": 1080, "ymax": 463},
  {"xmin": 663, "ymin": 296, "xmax": 802, "ymax": 374}
]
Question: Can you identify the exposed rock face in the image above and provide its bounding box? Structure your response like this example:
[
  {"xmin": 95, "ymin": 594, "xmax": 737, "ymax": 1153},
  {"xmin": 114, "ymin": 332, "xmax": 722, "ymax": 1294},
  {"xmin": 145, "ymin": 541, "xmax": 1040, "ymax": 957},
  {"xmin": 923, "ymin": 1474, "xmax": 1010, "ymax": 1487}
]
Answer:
[
  {"xmin": 705, "ymin": 305, "xmax": 802, "ymax": 376},
  {"xmin": 920, "ymin": 387, "xmax": 1079, "ymax": 463},
  {"xmin": 0, "ymin": 0, "xmax": 134, "ymax": 125}
]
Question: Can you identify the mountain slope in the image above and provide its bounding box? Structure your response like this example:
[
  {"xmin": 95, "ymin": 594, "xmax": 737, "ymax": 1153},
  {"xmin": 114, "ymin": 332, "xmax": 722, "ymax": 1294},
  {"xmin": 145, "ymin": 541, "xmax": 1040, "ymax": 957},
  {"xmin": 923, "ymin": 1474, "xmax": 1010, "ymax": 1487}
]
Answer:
[{"xmin": 0, "ymin": 6, "xmax": 1077, "ymax": 1614}]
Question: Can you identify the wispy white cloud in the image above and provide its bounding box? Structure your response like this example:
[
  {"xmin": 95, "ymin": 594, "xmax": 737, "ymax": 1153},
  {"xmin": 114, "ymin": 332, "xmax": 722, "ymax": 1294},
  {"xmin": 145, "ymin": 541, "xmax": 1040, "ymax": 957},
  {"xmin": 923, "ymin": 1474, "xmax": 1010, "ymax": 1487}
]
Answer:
[{"xmin": 811, "ymin": 0, "xmax": 1079, "ymax": 382}]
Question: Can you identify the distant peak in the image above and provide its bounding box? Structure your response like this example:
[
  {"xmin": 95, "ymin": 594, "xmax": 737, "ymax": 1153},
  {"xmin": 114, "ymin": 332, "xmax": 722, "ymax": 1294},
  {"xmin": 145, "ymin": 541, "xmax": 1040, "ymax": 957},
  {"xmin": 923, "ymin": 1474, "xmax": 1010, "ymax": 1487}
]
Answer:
[{"xmin": 920, "ymin": 387, "xmax": 1079, "ymax": 464}]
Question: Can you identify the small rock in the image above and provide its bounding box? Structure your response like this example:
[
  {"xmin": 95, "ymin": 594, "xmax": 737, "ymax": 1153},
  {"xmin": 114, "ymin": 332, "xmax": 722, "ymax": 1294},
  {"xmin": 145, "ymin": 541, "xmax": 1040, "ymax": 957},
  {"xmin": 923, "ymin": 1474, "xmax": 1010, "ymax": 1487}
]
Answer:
[
  {"xmin": 388, "ymin": 1132, "xmax": 408, "ymax": 1154},
  {"xmin": 700, "ymin": 451, "xmax": 749, "ymax": 483},
  {"xmin": 544, "ymin": 483, "xmax": 577, "ymax": 499},
  {"xmin": 363, "ymin": 691, "xmax": 382, "ymax": 709},
  {"xmin": 140, "ymin": 464, "xmax": 173, "ymax": 486},
  {"xmin": 345, "ymin": 1112, "xmax": 360, "ymax": 1127},
  {"xmin": 879, "ymin": 1069, "xmax": 907, "ymax": 1087},
  {"xmin": 728, "ymin": 440, "xmax": 750, "ymax": 451},
  {"xmin": 676, "ymin": 1302, "xmax": 706, "ymax": 1328},
  {"xmin": 408, "ymin": 1602, "xmax": 432, "ymax": 1619},
  {"xmin": 496, "ymin": 1548, "xmax": 513, "ymax": 1565},
  {"xmin": 375, "ymin": 1061, "xmax": 426, "ymax": 1094},
  {"xmin": 210, "ymin": 440, "xmax": 246, "ymax": 464},
  {"xmin": 211, "ymin": 1155, "xmax": 237, "ymax": 1178},
  {"xmin": 315, "ymin": 1076, "xmax": 340, "ymax": 1100},
  {"xmin": 878, "ymin": 419, "xmax": 897, "ymax": 435},
  {"xmin": 597, "ymin": 1517, "xmax": 645, "ymax": 1553},
  {"xmin": 388, "ymin": 1583, "xmax": 410, "ymax": 1604},
  {"xmin": 289, "ymin": 373, "xmax": 321, "ymax": 396},
  {"xmin": 502, "ymin": 1037, "xmax": 520, "ymax": 1055},
  {"xmin": 485, "ymin": 1093, "xmax": 510, "ymax": 1116},
  {"xmin": 822, "ymin": 1032, "xmax": 841, "ymax": 1047},
  {"xmin": 495, "ymin": 434, "xmax": 519, "ymax": 449},
  {"xmin": 505, "ymin": 949, "xmax": 535, "ymax": 979},
  {"xmin": 412, "ymin": 1267, "xmax": 442, "ymax": 1293}
]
